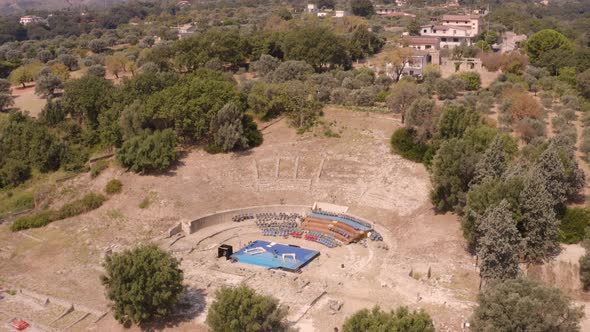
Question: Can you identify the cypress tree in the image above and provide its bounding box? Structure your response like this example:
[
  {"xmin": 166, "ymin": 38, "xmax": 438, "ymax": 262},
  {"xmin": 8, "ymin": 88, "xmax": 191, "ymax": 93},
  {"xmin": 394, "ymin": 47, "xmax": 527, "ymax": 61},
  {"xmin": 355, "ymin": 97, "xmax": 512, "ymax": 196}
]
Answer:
[
  {"xmin": 519, "ymin": 171, "xmax": 559, "ymax": 263},
  {"xmin": 477, "ymin": 200, "xmax": 521, "ymax": 281}
]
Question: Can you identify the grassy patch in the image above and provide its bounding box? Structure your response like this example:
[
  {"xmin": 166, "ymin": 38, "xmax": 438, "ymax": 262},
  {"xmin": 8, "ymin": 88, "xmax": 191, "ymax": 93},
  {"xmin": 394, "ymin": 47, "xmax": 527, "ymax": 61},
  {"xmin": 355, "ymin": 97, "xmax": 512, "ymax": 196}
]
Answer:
[
  {"xmin": 10, "ymin": 192, "xmax": 107, "ymax": 232},
  {"xmin": 106, "ymin": 209, "xmax": 125, "ymax": 220},
  {"xmin": 139, "ymin": 197, "xmax": 150, "ymax": 209},
  {"xmin": 559, "ymin": 207, "xmax": 590, "ymax": 244},
  {"xmin": 105, "ymin": 179, "xmax": 123, "ymax": 195}
]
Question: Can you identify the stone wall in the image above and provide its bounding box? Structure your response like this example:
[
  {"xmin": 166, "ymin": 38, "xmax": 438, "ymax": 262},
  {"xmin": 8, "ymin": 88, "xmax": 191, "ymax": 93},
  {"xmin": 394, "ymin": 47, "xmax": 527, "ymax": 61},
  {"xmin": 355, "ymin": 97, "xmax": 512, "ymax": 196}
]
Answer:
[{"xmin": 185, "ymin": 205, "xmax": 312, "ymax": 234}]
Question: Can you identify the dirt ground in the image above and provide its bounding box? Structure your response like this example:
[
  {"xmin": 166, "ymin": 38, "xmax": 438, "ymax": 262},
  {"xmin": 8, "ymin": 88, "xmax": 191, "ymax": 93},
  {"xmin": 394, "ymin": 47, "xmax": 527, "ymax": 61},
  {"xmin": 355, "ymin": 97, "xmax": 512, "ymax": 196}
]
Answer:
[
  {"xmin": 0, "ymin": 108, "xmax": 480, "ymax": 331},
  {"xmin": 10, "ymin": 84, "xmax": 47, "ymax": 118}
]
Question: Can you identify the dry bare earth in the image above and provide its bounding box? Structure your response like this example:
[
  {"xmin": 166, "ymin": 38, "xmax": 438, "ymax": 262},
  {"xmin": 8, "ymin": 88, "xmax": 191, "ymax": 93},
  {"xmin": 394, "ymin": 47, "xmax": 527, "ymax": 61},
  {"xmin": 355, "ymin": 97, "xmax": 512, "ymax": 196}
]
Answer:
[
  {"xmin": 0, "ymin": 108, "xmax": 480, "ymax": 331},
  {"xmin": 10, "ymin": 85, "xmax": 47, "ymax": 118}
]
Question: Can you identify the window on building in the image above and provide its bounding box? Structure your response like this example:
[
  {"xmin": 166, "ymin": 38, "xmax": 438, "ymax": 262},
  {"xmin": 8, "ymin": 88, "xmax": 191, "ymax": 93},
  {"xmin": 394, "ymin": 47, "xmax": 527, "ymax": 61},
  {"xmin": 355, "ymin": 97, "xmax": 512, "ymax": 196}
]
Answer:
[
  {"xmin": 423, "ymin": 29, "xmax": 427, "ymax": 33},
  {"xmin": 453, "ymin": 38, "xmax": 459, "ymax": 42},
  {"xmin": 441, "ymin": 38, "xmax": 447, "ymax": 42},
  {"xmin": 425, "ymin": 45, "xmax": 432, "ymax": 49}
]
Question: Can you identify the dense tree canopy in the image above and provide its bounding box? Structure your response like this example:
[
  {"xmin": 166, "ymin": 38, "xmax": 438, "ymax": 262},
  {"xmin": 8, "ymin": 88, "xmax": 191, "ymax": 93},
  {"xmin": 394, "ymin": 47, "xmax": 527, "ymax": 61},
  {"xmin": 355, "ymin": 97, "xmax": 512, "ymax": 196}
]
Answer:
[
  {"xmin": 101, "ymin": 244, "xmax": 185, "ymax": 325},
  {"xmin": 206, "ymin": 285, "xmax": 288, "ymax": 332},
  {"xmin": 471, "ymin": 279, "xmax": 584, "ymax": 331},
  {"xmin": 342, "ymin": 306, "xmax": 434, "ymax": 332}
]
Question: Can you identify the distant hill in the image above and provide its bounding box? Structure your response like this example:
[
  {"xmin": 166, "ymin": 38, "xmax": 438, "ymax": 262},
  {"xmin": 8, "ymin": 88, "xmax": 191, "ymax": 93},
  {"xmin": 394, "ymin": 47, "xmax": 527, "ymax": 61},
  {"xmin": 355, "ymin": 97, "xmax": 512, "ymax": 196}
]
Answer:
[{"xmin": 0, "ymin": 0, "xmax": 129, "ymax": 13}]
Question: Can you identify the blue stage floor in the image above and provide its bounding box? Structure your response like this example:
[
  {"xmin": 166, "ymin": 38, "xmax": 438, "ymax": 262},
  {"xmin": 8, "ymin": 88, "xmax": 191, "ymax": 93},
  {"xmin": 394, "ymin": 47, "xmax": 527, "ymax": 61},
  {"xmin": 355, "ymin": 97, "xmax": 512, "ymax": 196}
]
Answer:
[{"xmin": 231, "ymin": 240, "xmax": 320, "ymax": 271}]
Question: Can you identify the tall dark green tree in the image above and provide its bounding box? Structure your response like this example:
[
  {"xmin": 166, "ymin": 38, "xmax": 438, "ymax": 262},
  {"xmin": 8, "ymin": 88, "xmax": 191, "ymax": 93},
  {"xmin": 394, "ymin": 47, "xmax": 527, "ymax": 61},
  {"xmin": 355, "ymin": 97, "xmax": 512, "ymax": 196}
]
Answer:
[
  {"xmin": 471, "ymin": 135, "xmax": 510, "ymax": 185},
  {"xmin": 519, "ymin": 171, "xmax": 559, "ymax": 263},
  {"xmin": 477, "ymin": 200, "xmax": 521, "ymax": 282}
]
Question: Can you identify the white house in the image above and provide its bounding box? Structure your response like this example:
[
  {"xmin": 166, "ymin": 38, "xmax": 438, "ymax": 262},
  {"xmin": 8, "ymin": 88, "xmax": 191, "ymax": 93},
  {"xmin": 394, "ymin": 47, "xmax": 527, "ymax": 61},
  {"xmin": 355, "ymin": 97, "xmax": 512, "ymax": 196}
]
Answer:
[
  {"xmin": 403, "ymin": 36, "xmax": 440, "ymax": 51},
  {"xmin": 307, "ymin": 3, "xmax": 318, "ymax": 13},
  {"xmin": 420, "ymin": 25, "xmax": 473, "ymax": 48},
  {"xmin": 441, "ymin": 14, "xmax": 481, "ymax": 36},
  {"xmin": 334, "ymin": 10, "xmax": 347, "ymax": 18},
  {"xmin": 19, "ymin": 15, "xmax": 43, "ymax": 26}
]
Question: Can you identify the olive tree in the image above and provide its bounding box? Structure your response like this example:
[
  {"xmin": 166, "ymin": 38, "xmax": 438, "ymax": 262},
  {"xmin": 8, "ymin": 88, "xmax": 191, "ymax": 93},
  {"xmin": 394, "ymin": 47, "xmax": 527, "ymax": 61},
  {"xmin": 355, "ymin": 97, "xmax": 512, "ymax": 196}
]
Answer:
[{"xmin": 101, "ymin": 244, "xmax": 185, "ymax": 325}]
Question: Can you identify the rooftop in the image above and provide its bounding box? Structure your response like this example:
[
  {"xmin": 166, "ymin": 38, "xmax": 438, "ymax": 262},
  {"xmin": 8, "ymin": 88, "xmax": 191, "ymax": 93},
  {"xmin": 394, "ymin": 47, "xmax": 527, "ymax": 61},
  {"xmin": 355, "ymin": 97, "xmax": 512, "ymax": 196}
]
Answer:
[
  {"xmin": 442, "ymin": 14, "xmax": 479, "ymax": 21},
  {"xmin": 404, "ymin": 36, "xmax": 439, "ymax": 45}
]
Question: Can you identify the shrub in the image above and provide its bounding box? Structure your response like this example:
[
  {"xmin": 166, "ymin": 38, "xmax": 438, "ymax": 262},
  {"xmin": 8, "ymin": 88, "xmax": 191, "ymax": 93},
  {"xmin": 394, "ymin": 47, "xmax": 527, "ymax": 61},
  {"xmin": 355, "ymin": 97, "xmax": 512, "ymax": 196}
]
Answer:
[
  {"xmin": 139, "ymin": 197, "xmax": 150, "ymax": 209},
  {"xmin": 10, "ymin": 211, "xmax": 56, "ymax": 232},
  {"xmin": 559, "ymin": 207, "xmax": 590, "ymax": 244},
  {"xmin": 57, "ymin": 193, "xmax": 107, "ymax": 220},
  {"xmin": 105, "ymin": 179, "xmax": 123, "ymax": 195},
  {"xmin": 435, "ymin": 79, "xmax": 457, "ymax": 100},
  {"xmin": 459, "ymin": 72, "xmax": 481, "ymax": 91},
  {"xmin": 390, "ymin": 128, "xmax": 429, "ymax": 163}
]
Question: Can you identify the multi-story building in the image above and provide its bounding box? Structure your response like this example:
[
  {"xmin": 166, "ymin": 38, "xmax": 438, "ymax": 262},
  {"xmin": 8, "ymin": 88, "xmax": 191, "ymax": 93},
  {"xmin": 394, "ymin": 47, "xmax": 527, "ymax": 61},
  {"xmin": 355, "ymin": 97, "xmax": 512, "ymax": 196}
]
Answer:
[
  {"xmin": 441, "ymin": 14, "xmax": 481, "ymax": 36},
  {"xmin": 19, "ymin": 15, "xmax": 43, "ymax": 26},
  {"xmin": 420, "ymin": 24, "xmax": 473, "ymax": 48}
]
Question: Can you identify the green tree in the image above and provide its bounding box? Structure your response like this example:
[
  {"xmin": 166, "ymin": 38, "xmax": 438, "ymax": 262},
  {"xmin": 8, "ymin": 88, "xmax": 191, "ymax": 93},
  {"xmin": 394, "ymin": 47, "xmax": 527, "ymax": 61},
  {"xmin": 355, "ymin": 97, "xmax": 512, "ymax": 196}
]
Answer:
[
  {"xmin": 251, "ymin": 54, "xmax": 281, "ymax": 77},
  {"xmin": 35, "ymin": 70, "xmax": 63, "ymax": 98},
  {"xmin": 534, "ymin": 144, "xmax": 576, "ymax": 207},
  {"xmin": 283, "ymin": 25, "xmax": 351, "ymax": 72},
  {"xmin": 9, "ymin": 62, "xmax": 42, "ymax": 88},
  {"xmin": 101, "ymin": 244, "xmax": 185, "ymax": 325},
  {"xmin": 430, "ymin": 138, "xmax": 479, "ymax": 212},
  {"xmin": 348, "ymin": 26, "xmax": 385, "ymax": 61},
  {"xmin": 471, "ymin": 279, "xmax": 584, "ymax": 331},
  {"xmin": 117, "ymin": 129, "xmax": 178, "ymax": 173},
  {"xmin": 0, "ymin": 92, "xmax": 14, "ymax": 111},
  {"xmin": 462, "ymin": 176, "xmax": 524, "ymax": 250},
  {"xmin": 526, "ymin": 29, "xmax": 573, "ymax": 64},
  {"xmin": 405, "ymin": 97, "xmax": 435, "ymax": 141},
  {"xmin": 62, "ymin": 74, "xmax": 115, "ymax": 129},
  {"xmin": 88, "ymin": 39, "xmax": 108, "ymax": 53},
  {"xmin": 0, "ymin": 159, "xmax": 31, "ymax": 188},
  {"xmin": 342, "ymin": 306, "xmax": 434, "ymax": 332},
  {"xmin": 386, "ymin": 80, "xmax": 419, "ymax": 124},
  {"xmin": 206, "ymin": 285, "xmax": 288, "ymax": 332},
  {"xmin": 471, "ymin": 135, "xmax": 513, "ymax": 185},
  {"xmin": 459, "ymin": 72, "xmax": 481, "ymax": 91},
  {"xmin": 519, "ymin": 172, "xmax": 559, "ymax": 263},
  {"xmin": 144, "ymin": 72, "xmax": 244, "ymax": 141},
  {"xmin": 435, "ymin": 78, "xmax": 457, "ymax": 100},
  {"xmin": 407, "ymin": 20, "xmax": 421, "ymax": 36},
  {"xmin": 210, "ymin": 102, "xmax": 248, "ymax": 152},
  {"xmin": 268, "ymin": 60, "xmax": 314, "ymax": 83},
  {"xmin": 350, "ymin": 0, "xmax": 375, "ymax": 17},
  {"xmin": 477, "ymin": 200, "xmax": 521, "ymax": 282},
  {"xmin": 436, "ymin": 104, "xmax": 480, "ymax": 141}
]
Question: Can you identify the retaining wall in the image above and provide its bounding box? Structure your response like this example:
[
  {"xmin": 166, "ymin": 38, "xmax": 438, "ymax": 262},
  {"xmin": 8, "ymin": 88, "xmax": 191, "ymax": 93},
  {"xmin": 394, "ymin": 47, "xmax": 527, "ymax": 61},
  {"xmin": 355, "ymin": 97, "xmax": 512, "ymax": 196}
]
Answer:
[{"xmin": 185, "ymin": 205, "xmax": 312, "ymax": 234}]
